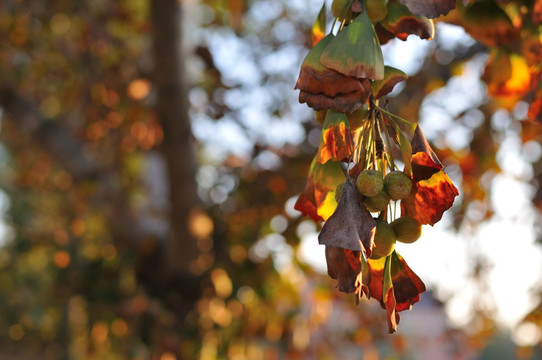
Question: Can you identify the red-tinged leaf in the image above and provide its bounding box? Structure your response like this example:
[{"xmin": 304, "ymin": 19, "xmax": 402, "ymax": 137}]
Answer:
[
  {"xmin": 401, "ymin": 169, "xmax": 458, "ymax": 225},
  {"xmin": 399, "ymin": 0, "xmax": 455, "ymax": 19},
  {"xmin": 320, "ymin": 10, "xmax": 385, "ymax": 80},
  {"xmin": 375, "ymin": 22, "xmax": 397, "ymax": 45},
  {"xmin": 294, "ymin": 157, "xmax": 346, "ymax": 222},
  {"xmin": 383, "ymin": 3, "xmax": 434, "ymax": 41},
  {"xmin": 319, "ymin": 180, "xmax": 376, "ymax": 256},
  {"xmin": 362, "ymin": 255, "xmax": 385, "ymax": 301},
  {"xmin": 462, "ymin": 1, "xmax": 519, "ymax": 47},
  {"xmin": 363, "ymin": 252, "xmax": 425, "ymax": 333},
  {"xmin": 372, "ymin": 66, "xmax": 408, "ymax": 99},
  {"xmin": 325, "ymin": 247, "xmax": 364, "ymax": 300},
  {"xmin": 382, "ymin": 255, "xmax": 399, "ymax": 333},
  {"xmin": 390, "ymin": 251, "xmax": 425, "ymax": 312},
  {"xmin": 318, "ymin": 110, "xmax": 355, "ymax": 164},
  {"xmin": 403, "ymin": 125, "xmax": 458, "ymax": 225},
  {"xmin": 311, "ymin": 2, "xmax": 326, "ymax": 46},
  {"xmin": 410, "ymin": 125, "xmax": 442, "ymax": 181}
]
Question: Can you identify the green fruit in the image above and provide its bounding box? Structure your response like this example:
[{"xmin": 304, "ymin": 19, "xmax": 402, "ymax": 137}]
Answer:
[
  {"xmin": 384, "ymin": 171, "xmax": 412, "ymax": 201},
  {"xmin": 391, "ymin": 216, "xmax": 422, "ymax": 244},
  {"xmin": 356, "ymin": 169, "xmax": 384, "ymax": 197},
  {"xmin": 364, "ymin": 191, "xmax": 390, "ymax": 212},
  {"xmin": 370, "ymin": 220, "xmax": 396, "ymax": 259},
  {"xmin": 335, "ymin": 182, "xmax": 345, "ymax": 203},
  {"xmin": 366, "ymin": 0, "xmax": 388, "ymax": 22}
]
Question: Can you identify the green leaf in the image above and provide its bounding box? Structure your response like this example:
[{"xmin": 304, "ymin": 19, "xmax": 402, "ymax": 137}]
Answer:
[
  {"xmin": 388, "ymin": 115, "xmax": 413, "ymax": 176},
  {"xmin": 320, "ymin": 10, "xmax": 384, "ymax": 80}
]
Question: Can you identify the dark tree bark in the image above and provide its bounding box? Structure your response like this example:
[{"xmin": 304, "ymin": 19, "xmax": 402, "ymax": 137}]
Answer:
[{"xmin": 150, "ymin": 0, "xmax": 202, "ymax": 276}]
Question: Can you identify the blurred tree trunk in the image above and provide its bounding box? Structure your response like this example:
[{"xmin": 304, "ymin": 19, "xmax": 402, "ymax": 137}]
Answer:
[{"xmin": 149, "ymin": 0, "xmax": 203, "ymax": 324}]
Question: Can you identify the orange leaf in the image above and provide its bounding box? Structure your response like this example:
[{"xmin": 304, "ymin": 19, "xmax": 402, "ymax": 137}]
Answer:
[
  {"xmin": 317, "ymin": 111, "xmax": 355, "ymax": 164},
  {"xmin": 311, "ymin": 2, "xmax": 326, "ymax": 46},
  {"xmin": 401, "ymin": 169, "xmax": 458, "ymax": 225},
  {"xmin": 294, "ymin": 157, "xmax": 345, "ymax": 222},
  {"xmin": 363, "ymin": 252, "xmax": 425, "ymax": 333},
  {"xmin": 390, "ymin": 252, "xmax": 426, "ymax": 312},
  {"xmin": 402, "ymin": 126, "xmax": 458, "ymax": 225}
]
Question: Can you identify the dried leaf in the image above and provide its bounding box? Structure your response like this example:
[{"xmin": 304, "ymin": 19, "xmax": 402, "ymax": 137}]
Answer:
[
  {"xmin": 325, "ymin": 247, "xmax": 363, "ymax": 298},
  {"xmin": 399, "ymin": 0, "xmax": 455, "ymax": 19},
  {"xmin": 462, "ymin": 1, "xmax": 519, "ymax": 47},
  {"xmin": 320, "ymin": 10, "xmax": 384, "ymax": 80},
  {"xmin": 299, "ymin": 84, "xmax": 371, "ymax": 113},
  {"xmin": 294, "ymin": 157, "xmax": 345, "ymax": 222},
  {"xmin": 372, "ymin": 66, "xmax": 408, "ymax": 99},
  {"xmin": 296, "ymin": 34, "xmax": 372, "ymax": 112},
  {"xmin": 318, "ymin": 180, "xmax": 376, "ymax": 256},
  {"xmin": 311, "ymin": 2, "xmax": 327, "ymax": 46},
  {"xmin": 318, "ymin": 110, "xmax": 355, "ymax": 164},
  {"xmin": 383, "ymin": 3, "xmax": 434, "ymax": 41}
]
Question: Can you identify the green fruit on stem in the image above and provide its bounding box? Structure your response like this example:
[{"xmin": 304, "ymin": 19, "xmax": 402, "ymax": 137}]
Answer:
[
  {"xmin": 384, "ymin": 171, "xmax": 412, "ymax": 201},
  {"xmin": 370, "ymin": 220, "xmax": 396, "ymax": 259},
  {"xmin": 357, "ymin": 169, "xmax": 384, "ymax": 197},
  {"xmin": 366, "ymin": 0, "xmax": 388, "ymax": 22},
  {"xmin": 364, "ymin": 191, "xmax": 390, "ymax": 212},
  {"xmin": 391, "ymin": 216, "xmax": 422, "ymax": 244},
  {"xmin": 335, "ymin": 182, "xmax": 345, "ymax": 203}
]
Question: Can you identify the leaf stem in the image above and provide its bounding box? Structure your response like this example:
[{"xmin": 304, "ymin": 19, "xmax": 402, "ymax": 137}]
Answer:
[{"xmin": 376, "ymin": 106, "xmax": 416, "ymax": 133}]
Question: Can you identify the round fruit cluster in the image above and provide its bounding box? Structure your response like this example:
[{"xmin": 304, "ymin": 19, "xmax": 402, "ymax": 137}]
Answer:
[{"xmin": 336, "ymin": 169, "xmax": 422, "ymax": 259}]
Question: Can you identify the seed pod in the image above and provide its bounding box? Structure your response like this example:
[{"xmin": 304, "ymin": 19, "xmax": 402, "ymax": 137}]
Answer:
[
  {"xmin": 391, "ymin": 216, "xmax": 422, "ymax": 243},
  {"xmin": 384, "ymin": 171, "xmax": 412, "ymax": 201},
  {"xmin": 357, "ymin": 169, "xmax": 384, "ymax": 197},
  {"xmin": 370, "ymin": 220, "xmax": 396, "ymax": 259}
]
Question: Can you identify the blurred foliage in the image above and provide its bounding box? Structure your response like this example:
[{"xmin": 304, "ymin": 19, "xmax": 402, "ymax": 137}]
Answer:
[{"xmin": 0, "ymin": 0, "xmax": 541, "ymax": 359}]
